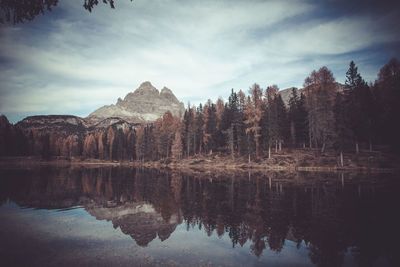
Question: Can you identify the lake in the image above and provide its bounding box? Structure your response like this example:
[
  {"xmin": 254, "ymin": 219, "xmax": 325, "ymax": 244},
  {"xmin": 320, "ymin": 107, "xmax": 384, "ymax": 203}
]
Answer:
[{"xmin": 0, "ymin": 167, "xmax": 399, "ymax": 266}]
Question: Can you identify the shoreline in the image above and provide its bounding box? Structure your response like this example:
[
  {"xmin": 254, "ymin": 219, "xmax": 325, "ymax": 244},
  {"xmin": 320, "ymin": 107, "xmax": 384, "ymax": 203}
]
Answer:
[{"xmin": 1, "ymin": 150, "xmax": 399, "ymax": 174}]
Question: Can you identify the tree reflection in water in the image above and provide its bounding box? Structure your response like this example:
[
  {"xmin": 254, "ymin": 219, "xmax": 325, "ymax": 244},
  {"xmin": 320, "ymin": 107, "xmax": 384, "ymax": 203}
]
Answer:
[{"xmin": 0, "ymin": 167, "xmax": 399, "ymax": 266}]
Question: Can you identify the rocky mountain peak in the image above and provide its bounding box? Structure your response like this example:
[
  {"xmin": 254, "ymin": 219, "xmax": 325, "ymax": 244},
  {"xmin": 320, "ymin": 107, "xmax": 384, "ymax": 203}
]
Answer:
[
  {"xmin": 160, "ymin": 87, "xmax": 178, "ymax": 102},
  {"xmin": 0, "ymin": 115, "xmax": 10, "ymax": 128},
  {"xmin": 86, "ymin": 81, "xmax": 185, "ymax": 125},
  {"xmin": 131, "ymin": 81, "xmax": 159, "ymax": 97}
]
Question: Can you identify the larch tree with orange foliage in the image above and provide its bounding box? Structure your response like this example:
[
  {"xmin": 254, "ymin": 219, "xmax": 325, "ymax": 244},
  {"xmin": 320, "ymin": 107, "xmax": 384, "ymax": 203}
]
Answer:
[{"xmin": 244, "ymin": 83, "xmax": 263, "ymax": 159}]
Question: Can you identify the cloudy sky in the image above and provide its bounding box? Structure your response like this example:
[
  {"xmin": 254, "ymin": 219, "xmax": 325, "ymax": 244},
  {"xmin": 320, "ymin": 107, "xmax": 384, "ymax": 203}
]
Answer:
[{"xmin": 1, "ymin": 0, "xmax": 399, "ymax": 123}]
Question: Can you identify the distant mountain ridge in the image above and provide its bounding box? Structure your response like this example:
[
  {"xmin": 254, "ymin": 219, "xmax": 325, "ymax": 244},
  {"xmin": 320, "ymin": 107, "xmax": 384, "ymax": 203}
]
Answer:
[{"xmin": 15, "ymin": 81, "xmax": 185, "ymax": 132}]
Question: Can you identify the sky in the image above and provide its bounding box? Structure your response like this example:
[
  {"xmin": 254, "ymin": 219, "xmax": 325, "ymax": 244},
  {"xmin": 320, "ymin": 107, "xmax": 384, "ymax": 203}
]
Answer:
[{"xmin": 0, "ymin": 0, "xmax": 399, "ymax": 123}]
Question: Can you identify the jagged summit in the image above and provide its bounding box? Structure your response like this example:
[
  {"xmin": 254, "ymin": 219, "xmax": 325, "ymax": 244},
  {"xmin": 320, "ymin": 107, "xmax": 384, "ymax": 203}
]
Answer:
[
  {"xmin": 131, "ymin": 81, "xmax": 160, "ymax": 97},
  {"xmin": 160, "ymin": 87, "xmax": 178, "ymax": 102},
  {"xmin": 86, "ymin": 82, "xmax": 184, "ymax": 125}
]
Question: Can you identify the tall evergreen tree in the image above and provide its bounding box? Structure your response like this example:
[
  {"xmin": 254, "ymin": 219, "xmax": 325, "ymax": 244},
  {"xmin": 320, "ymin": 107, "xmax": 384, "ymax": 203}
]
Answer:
[
  {"xmin": 297, "ymin": 92, "xmax": 309, "ymax": 148},
  {"xmin": 237, "ymin": 90, "xmax": 248, "ymax": 156},
  {"xmin": 374, "ymin": 58, "xmax": 400, "ymax": 152},
  {"xmin": 203, "ymin": 101, "xmax": 217, "ymax": 154},
  {"xmin": 195, "ymin": 104, "xmax": 204, "ymax": 154},
  {"xmin": 276, "ymin": 94, "xmax": 289, "ymax": 151},
  {"xmin": 334, "ymin": 92, "xmax": 351, "ymax": 166},
  {"xmin": 183, "ymin": 106, "xmax": 194, "ymax": 157},
  {"xmin": 344, "ymin": 61, "xmax": 371, "ymax": 153},
  {"xmin": 288, "ymin": 88, "xmax": 299, "ymax": 146}
]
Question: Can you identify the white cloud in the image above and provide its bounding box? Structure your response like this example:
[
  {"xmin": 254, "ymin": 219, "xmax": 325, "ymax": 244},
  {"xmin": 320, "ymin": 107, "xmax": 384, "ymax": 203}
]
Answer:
[{"xmin": 0, "ymin": 0, "xmax": 398, "ymax": 122}]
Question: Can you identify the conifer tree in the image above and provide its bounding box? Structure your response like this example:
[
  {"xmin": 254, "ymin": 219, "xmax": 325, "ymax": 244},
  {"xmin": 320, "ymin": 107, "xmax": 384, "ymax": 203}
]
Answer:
[
  {"xmin": 288, "ymin": 88, "xmax": 299, "ymax": 146},
  {"xmin": 334, "ymin": 92, "xmax": 350, "ymax": 166},
  {"xmin": 297, "ymin": 93, "xmax": 309, "ymax": 148},
  {"xmin": 237, "ymin": 90, "xmax": 248, "ymax": 156},
  {"xmin": 195, "ymin": 104, "xmax": 204, "ymax": 154},
  {"xmin": 344, "ymin": 61, "xmax": 368, "ymax": 154},
  {"xmin": 244, "ymin": 83, "xmax": 263, "ymax": 159},
  {"xmin": 276, "ymin": 94, "xmax": 289, "ymax": 151},
  {"xmin": 374, "ymin": 58, "xmax": 400, "ymax": 152},
  {"xmin": 203, "ymin": 101, "xmax": 217, "ymax": 154}
]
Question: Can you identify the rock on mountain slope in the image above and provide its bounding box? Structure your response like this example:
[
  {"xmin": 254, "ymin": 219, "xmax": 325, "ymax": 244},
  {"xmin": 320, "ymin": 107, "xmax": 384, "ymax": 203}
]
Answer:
[{"xmin": 86, "ymin": 81, "xmax": 185, "ymax": 125}]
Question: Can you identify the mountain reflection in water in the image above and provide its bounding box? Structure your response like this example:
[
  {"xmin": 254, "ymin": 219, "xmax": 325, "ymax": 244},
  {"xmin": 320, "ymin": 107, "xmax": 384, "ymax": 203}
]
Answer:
[{"xmin": 0, "ymin": 167, "xmax": 399, "ymax": 267}]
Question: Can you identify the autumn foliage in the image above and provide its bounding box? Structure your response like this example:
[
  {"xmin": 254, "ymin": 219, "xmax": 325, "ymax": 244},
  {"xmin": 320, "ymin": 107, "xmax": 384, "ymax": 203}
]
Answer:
[{"xmin": 1, "ymin": 58, "xmax": 400, "ymax": 161}]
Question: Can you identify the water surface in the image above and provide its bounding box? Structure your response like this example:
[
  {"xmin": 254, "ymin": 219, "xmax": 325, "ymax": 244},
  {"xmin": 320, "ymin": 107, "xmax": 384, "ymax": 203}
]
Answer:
[{"xmin": 0, "ymin": 167, "xmax": 399, "ymax": 266}]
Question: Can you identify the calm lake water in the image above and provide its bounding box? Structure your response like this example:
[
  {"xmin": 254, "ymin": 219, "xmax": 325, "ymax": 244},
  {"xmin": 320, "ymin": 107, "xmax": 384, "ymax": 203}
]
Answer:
[{"xmin": 0, "ymin": 167, "xmax": 399, "ymax": 267}]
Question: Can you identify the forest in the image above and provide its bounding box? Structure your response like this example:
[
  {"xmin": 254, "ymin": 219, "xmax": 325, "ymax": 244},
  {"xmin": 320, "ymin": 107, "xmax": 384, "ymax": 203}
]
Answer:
[{"xmin": 0, "ymin": 58, "xmax": 399, "ymax": 166}]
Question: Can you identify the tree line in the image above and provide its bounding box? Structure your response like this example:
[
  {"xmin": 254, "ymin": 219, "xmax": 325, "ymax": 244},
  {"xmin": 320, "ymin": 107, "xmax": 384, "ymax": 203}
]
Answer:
[{"xmin": 0, "ymin": 58, "xmax": 399, "ymax": 162}]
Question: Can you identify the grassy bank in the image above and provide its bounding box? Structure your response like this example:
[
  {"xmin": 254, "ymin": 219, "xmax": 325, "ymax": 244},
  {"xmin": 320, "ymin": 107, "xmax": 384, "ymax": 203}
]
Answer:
[
  {"xmin": 137, "ymin": 149, "xmax": 399, "ymax": 173},
  {"xmin": 1, "ymin": 149, "xmax": 398, "ymax": 174}
]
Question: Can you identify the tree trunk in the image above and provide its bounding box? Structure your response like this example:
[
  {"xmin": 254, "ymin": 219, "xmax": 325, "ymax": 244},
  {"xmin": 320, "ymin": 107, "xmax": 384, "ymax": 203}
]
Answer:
[
  {"xmin": 187, "ymin": 134, "xmax": 190, "ymax": 157},
  {"xmin": 248, "ymin": 154, "xmax": 251, "ymax": 164},
  {"xmin": 193, "ymin": 132, "xmax": 196, "ymax": 155},
  {"xmin": 275, "ymin": 140, "xmax": 278, "ymax": 153},
  {"xmin": 303, "ymin": 142, "xmax": 305, "ymax": 149},
  {"xmin": 341, "ymin": 173, "xmax": 344, "ymax": 188},
  {"xmin": 279, "ymin": 140, "xmax": 282, "ymax": 151},
  {"xmin": 340, "ymin": 151, "xmax": 344, "ymax": 167},
  {"xmin": 321, "ymin": 142, "xmax": 325, "ymax": 153},
  {"xmin": 268, "ymin": 145, "xmax": 271, "ymax": 159},
  {"xmin": 231, "ymin": 138, "xmax": 234, "ymax": 160},
  {"xmin": 355, "ymin": 141, "xmax": 359, "ymax": 154},
  {"xmin": 309, "ymin": 131, "xmax": 312, "ymax": 149},
  {"xmin": 255, "ymin": 137, "xmax": 259, "ymax": 159}
]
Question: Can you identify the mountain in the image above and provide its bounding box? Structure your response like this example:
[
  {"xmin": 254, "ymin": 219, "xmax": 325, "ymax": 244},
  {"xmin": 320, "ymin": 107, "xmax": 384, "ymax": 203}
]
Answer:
[
  {"xmin": 14, "ymin": 81, "xmax": 184, "ymax": 134},
  {"xmin": 16, "ymin": 115, "xmax": 88, "ymax": 134},
  {"xmin": 87, "ymin": 202, "xmax": 181, "ymax": 247},
  {"xmin": 86, "ymin": 81, "xmax": 185, "ymax": 125}
]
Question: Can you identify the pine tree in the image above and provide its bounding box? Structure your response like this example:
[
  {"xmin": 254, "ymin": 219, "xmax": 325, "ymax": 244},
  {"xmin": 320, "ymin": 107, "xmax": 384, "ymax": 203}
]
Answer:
[
  {"xmin": 237, "ymin": 90, "xmax": 248, "ymax": 156},
  {"xmin": 203, "ymin": 101, "xmax": 217, "ymax": 154},
  {"xmin": 374, "ymin": 58, "xmax": 400, "ymax": 152},
  {"xmin": 344, "ymin": 61, "xmax": 367, "ymax": 154},
  {"xmin": 183, "ymin": 105, "xmax": 196, "ymax": 157},
  {"xmin": 135, "ymin": 126, "xmax": 145, "ymax": 162},
  {"xmin": 334, "ymin": 93, "xmax": 350, "ymax": 166},
  {"xmin": 276, "ymin": 94, "xmax": 289, "ymax": 151},
  {"xmin": 226, "ymin": 89, "xmax": 240, "ymax": 158},
  {"xmin": 297, "ymin": 92, "xmax": 309, "ymax": 148},
  {"xmin": 288, "ymin": 88, "xmax": 299, "ymax": 147},
  {"xmin": 265, "ymin": 85, "xmax": 280, "ymax": 155},
  {"xmin": 195, "ymin": 104, "xmax": 204, "ymax": 154}
]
